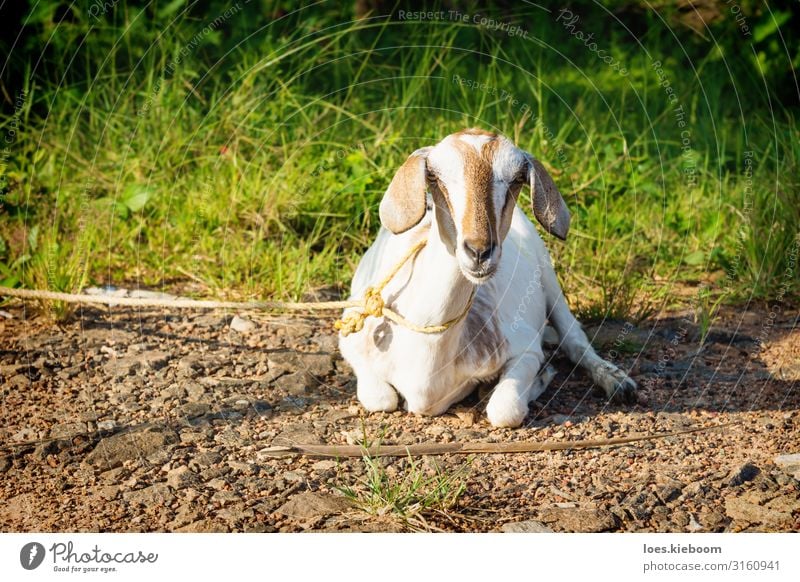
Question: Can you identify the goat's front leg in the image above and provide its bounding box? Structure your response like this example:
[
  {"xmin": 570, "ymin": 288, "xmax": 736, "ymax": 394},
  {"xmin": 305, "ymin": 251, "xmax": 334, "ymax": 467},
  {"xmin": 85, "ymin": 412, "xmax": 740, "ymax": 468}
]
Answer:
[
  {"xmin": 355, "ymin": 369, "xmax": 399, "ymax": 413},
  {"xmin": 486, "ymin": 352, "xmax": 542, "ymax": 427},
  {"xmin": 550, "ymin": 302, "xmax": 637, "ymax": 403}
]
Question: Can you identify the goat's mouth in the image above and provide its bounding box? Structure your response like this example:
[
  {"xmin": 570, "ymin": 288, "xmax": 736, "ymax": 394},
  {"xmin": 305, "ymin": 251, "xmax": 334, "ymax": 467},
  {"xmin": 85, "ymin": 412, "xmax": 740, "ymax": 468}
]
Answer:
[{"xmin": 461, "ymin": 264, "xmax": 497, "ymax": 284}]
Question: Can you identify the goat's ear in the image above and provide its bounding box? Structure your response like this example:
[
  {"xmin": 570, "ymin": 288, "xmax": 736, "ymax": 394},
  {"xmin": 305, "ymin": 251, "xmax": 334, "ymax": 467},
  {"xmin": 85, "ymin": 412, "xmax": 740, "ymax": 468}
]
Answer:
[
  {"xmin": 379, "ymin": 147, "xmax": 431, "ymax": 234},
  {"xmin": 526, "ymin": 155, "xmax": 570, "ymax": 240}
]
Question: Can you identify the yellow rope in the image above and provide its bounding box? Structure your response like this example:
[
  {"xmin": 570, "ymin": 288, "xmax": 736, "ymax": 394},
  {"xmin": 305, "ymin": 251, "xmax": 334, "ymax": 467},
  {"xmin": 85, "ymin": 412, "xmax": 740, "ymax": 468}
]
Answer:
[
  {"xmin": 333, "ymin": 238, "xmax": 475, "ymax": 336},
  {"xmin": 0, "ymin": 237, "xmax": 475, "ymax": 337}
]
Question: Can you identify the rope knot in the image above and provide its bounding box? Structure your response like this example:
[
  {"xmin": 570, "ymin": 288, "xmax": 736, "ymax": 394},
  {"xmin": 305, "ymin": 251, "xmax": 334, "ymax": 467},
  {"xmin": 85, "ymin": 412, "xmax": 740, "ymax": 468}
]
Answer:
[
  {"xmin": 334, "ymin": 286, "xmax": 385, "ymax": 337},
  {"xmin": 362, "ymin": 286, "xmax": 385, "ymax": 317}
]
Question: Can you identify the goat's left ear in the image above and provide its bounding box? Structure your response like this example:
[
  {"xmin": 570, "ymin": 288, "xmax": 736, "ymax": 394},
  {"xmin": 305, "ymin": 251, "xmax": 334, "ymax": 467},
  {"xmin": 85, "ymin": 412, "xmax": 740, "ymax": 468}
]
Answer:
[
  {"xmin": 379, "ymin": 147, "xmax": 431, "ymax": 234},
  {"xmin": 526, "ymin": 155, "xmax": 571, "ymax": 240}
]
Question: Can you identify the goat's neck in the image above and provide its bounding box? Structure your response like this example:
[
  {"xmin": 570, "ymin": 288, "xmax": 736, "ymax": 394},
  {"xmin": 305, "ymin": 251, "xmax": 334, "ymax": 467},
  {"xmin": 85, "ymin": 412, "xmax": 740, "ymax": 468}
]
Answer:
[{"xmin": 392, "ymin": 220, "xmax": 475, "ymax": 328}]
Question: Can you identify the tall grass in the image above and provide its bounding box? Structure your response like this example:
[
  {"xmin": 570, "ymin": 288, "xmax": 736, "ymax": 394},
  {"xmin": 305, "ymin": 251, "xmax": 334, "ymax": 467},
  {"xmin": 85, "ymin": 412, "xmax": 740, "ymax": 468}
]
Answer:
[{"xmin": 0, "ymin": 1, "xmax": 797, "ymax": 318}]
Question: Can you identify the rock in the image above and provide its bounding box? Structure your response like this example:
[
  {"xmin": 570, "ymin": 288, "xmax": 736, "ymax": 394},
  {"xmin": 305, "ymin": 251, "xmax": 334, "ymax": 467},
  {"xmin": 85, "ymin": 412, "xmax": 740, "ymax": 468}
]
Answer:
[
  {"xmin": 267, "ymin": 350, "xmax": 333, "ymax": 377},
  {"xmin": 275, "ymin": 371, "xmax": 315, "ymax": 395},
  {"xmin": 501, "ymin": 520, "xmax": 553, "ymax": 533},
  {"xmin": 124, "ymin": 483, "xmax": 175, "ymax": 506},
  {"xmin": 230, "ymin": 315, "xmax": 255, "ymax": 333},
  {"xmin": 84, "ymin": 426, "xmax": 179, "ymax": 471},
  {"xmin": 250, "ymin": 400, "xmax": 272, "ymax": 414},
  {"xmin": 687, "ymin": 514, "xmax": 703, "ymax": 532},
  {"xmin": 538, "ymin": 508, "xmax": 618, "ymax": 532},
  {"xmin": 725, "ymin": 497, "xmax": 792, "ymax": 527},
  {"xmin": 275, "ymin": 492, "xmax": 352, "ymax": 519},
  {"xmin": 180, "ymin": 402, "xmax": 211, "ymax": 419},
  {"xmin": 454, "ymin": 408, "xmax": 477, "ymax": 426},
  {"xmin": 774, "ymin": 453, "xmax": 800, "ymax": 480},
  {"xmin": 176, "ymin": 519, "xmax": 228, "ymax": 533},
  {"xmin": 312, "ymin": 460, "xmax": 337, "ymax": 472},
  {"xmin": 49, "ymin": 422, "xmax": 87, "ymax": 439},
  {"xmin": 728, "ymin": 462, "xmax": 760, "ymax": 486},
  {"xmin": 167, "ymin": 465, "xmax": 199, "ymax": 489},
  {"xmin": 97, "ymin": 420, "xmax": 118, "ymax": 432},
  {"xmin": 160, "ymin": 384, "xmax": 186, "ymax": 400},
  {"xmin": 191, "ymin": 451, "xmax": 222, "ymax": 468},
  {"xmin": 186, "ymin": 384, "xmax": 207, "ymax": 401},
  {"xmin": 104, "ymin": 351, "xmax": 170, "ymax": 377}
]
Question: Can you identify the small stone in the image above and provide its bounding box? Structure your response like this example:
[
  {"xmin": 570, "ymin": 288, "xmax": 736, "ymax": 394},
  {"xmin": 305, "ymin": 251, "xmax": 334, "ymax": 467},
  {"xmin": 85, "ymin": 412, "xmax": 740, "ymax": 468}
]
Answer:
[
  {"xmin": 275, "ymin": 492, "xmax": 352, "ymax": 519},
  {"xmin": 725, "ymin": 496, "xmax": 792, "ymax": 527},
  {"xmin": 312, "ymin": 460, "xmax": 337, "ymax": 472},
  {"xmin": 230, "ymin": 315, "xmax": 256, "ymax": 333},
  {"xmin": 454, "ymin": 408, "xmax": 477, "ymax": 427},
  {"xmin": 687, "ymin": 514, "xmax": 703, "ymax": 532},
  {"xmin": 538, "ymin": 508, "xmax": 617, "ymax": 532},
  {"xmin": 283, "ymin": 471, "xmax": 306, "ymax": 483},
  {"xmin": 180, "ymin": 402, "xmax": 210, "ymax": 419},
  {"xmin": 250, "ymin": 400, "xmax": 272, "ymax": 414},
  {"xmin": 268, "ymin": 350, "xmax": 333, "ymax": 377},
  {"xmin": 84, "ymin": 427, "xmax": 179, "ymax": 471},
  {"xmin": 275, "ymin": 371, "xmax": 315, "ymax": 395},
  {"xmin": 49, "ymin": 422, "xmax": 87, "ymax": 439},
  {"xmin": 186, "ymin": 384, "xmax": 207, "ymax": 401},
  {"xmin": 728, "ymin": 462, "xmax": 760, "ymax": 487},
  {"xmin": 774, "ymin": 453, "xmax": 800, "ymax": 480},
  {"xmin": 124, "ymin": 483, "xmax": 175, "ymax": 506},
  {"xmin": 160, "ymin": 384, "xmax": 186, "ymax": 400},
  {"xmin": 97, "ymin": 419, "xmax": 118, "ymax": 432},
  {"xmin": 501, "ymin": 520, "xmax": 553, "ymax": 533},
  {"xmin": 167, "ymin": 465, "xmax": 199, "ymax": 489}
]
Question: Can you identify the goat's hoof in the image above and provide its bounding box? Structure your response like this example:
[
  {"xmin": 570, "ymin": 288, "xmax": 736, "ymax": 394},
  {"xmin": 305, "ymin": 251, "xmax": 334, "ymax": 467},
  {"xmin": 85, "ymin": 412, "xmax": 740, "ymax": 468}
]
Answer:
[
  {"xmin": 357, "ymin": 383, "xmax": 399, "ymax": 413},
  {"xmin": 607, "ymin": 373, "xmax": 637, "ymax": 405},
  {"xmin": 486, "ymin": 393, "xmax": 528, "ymax": 428}
]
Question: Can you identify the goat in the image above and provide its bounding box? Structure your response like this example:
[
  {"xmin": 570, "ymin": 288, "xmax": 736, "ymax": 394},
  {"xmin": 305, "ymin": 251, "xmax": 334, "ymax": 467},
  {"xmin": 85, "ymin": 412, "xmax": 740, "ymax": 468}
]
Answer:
[{"xmin": 339, "ymin": 128, "xmax": 637, "ymax": 427}]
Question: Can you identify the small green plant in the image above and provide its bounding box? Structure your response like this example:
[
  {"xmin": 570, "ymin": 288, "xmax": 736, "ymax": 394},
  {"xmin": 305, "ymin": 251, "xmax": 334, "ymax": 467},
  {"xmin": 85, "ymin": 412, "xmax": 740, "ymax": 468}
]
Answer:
[
  {"xmin": 338, "ymin": 448, "xmax": 471, "ymax": 531},
  {"xmin": 694, "ymin": 285, "xmax": 727, "ymax": 346},
  {"xmin": 23, "ymin": 229, "xmax": 89, "ymax": 321}
]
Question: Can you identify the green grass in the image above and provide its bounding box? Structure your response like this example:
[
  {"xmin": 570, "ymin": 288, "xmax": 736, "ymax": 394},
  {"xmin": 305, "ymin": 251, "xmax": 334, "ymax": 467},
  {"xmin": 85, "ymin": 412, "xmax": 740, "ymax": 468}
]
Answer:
[
  {"xmin": 338, "ymin": 451, "xmax": 470, "ymax": 531},
  {"xmin": 1, "ymin": 1, "xmax": 798, "ymax": 319}
]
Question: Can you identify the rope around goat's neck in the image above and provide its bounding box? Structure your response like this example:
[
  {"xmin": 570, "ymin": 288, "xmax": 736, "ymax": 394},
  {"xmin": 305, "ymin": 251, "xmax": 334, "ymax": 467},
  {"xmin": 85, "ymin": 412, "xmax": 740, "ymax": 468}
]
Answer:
[
  {"xmin": 333, "ymin": 238, "xmax": 476, "ymax": 337},
  {"xmin": 0, "ymin": 236, "xmax": 475, "ymax": 337}
]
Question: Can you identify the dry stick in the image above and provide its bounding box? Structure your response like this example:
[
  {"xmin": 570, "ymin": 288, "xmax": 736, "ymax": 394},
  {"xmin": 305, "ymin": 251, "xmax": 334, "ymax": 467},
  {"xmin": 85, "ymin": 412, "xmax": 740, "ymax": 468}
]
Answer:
[{"xmin": 263, "ymin": 422, "xmax": 738, "ymax": 458}]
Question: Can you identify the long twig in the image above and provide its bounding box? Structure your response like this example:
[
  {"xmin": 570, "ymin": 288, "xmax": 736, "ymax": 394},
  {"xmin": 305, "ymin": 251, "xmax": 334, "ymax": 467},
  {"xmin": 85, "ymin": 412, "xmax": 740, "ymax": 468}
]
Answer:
[{"xmin": 258, "ymin": 422, "xmax": 738, "ymax": 458}]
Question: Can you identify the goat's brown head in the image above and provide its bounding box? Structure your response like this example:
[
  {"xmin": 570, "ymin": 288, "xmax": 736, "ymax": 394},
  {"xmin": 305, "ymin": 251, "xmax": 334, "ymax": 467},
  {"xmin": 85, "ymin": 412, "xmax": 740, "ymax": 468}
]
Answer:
[{"xmin": 379, "ymin": 128, "xmax": 570, "ymax": 284}]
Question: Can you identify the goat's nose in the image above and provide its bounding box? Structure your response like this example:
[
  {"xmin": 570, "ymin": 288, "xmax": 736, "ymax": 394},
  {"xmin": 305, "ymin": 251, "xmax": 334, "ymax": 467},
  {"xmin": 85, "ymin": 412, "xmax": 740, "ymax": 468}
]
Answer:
[{"xmin": 463, "ymin": 240, "xmax": 495, "ymax": 263}]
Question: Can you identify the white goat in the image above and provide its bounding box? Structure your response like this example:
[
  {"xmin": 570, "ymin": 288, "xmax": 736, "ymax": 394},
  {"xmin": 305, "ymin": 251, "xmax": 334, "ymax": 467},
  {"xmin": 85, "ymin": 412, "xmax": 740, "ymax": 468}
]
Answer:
[{"xmin": 339, "ymin": 128, "xmax": 636, "ymax": 427}]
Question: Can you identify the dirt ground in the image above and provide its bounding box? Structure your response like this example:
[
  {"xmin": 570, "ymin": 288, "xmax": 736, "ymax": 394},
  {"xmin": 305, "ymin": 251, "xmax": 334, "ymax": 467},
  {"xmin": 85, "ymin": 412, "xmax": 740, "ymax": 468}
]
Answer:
[{"xmin": 1, "ymin": 295, "xmax": 798, "ymax": 533}]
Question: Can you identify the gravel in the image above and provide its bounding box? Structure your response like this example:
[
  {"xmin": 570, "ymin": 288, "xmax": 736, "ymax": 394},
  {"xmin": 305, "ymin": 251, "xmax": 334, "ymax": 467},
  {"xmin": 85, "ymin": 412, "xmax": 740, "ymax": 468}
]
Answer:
[{"xmin": 0, "ymin": 302, "xmax": 798, "ymax": 532}]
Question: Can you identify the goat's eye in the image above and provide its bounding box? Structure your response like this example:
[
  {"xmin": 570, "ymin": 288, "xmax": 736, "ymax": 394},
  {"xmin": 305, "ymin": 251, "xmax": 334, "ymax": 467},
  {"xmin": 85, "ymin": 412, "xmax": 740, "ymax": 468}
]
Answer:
[{"xmin": 511, "ymin": 175, "xmax": 526, "ymax": 186}]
